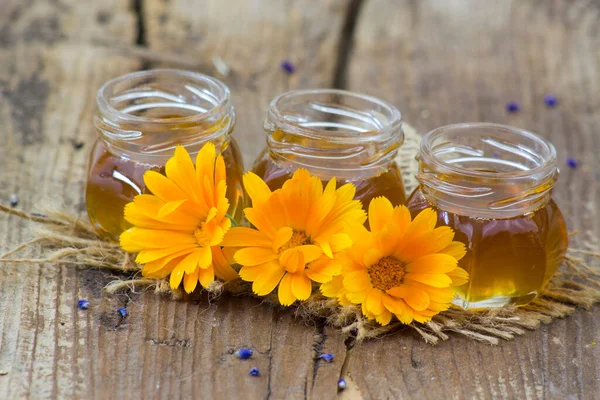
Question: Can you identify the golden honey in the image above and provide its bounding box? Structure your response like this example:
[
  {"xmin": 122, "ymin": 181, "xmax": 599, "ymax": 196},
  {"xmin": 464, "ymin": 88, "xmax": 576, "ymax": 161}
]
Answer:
[
  {"xmin": 86, "ymin": 139, "xmax": 245, "ymax": 240},
  {"xmin": 407, "ymin": 189, "xmax": 568, "ymax": 308},
  {"xmin": 86, "ymin": 70, "xmax": 245, "ymax": 241},
  {"xmin": 254, "ymin": 89, "xmax": 406, "ymax": 210},
  {"xmin": 409, "ymin": 123, "xmax": 568, "ymax": 309},
  {"xmin": 252, "ymin": 152, "xmax": 406, "ymax": 210}
]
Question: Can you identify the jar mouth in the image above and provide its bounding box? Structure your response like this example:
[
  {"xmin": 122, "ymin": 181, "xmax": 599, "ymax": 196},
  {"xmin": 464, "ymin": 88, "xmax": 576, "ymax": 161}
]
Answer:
[
  {"xmin": 97, "ymin": 69, "xmax": 232, "ymax": 126},
  {"xmin": 266, "ymin": 89, "xmax": 402, "ymax": 143},
  {"xmin": 420, "ymin": 123, "xmax": 557, "ymax": 180},
  {"xmin": 263, "ymin": 89, "xmax": 404, "ymax": 179}
]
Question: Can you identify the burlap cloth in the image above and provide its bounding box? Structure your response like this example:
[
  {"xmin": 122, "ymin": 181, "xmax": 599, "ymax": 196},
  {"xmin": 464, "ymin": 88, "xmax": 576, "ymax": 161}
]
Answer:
[{"xmin": 1, "ymin": 124, "xmax": 599, "ymax": 345}]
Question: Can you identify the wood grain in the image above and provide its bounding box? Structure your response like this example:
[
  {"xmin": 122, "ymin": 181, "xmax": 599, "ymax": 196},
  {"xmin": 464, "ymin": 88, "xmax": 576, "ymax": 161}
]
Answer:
[
  {"xmin": 0, "ymin": 0, "xmax": 351, "ymax": 399},
  {"xmin": 344, "ymin": 0, "xmax": 600, "ymax": 398},
  {"xmin": 143, "ymin": 0, "xmax": 350, "ymax": 165},
  {"xmin": 0, "ymin": 0, "xmax": 599, "ymax": 399}
]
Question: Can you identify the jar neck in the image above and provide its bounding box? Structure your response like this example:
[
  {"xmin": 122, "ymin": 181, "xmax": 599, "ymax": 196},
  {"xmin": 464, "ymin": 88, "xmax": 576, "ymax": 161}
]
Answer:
[
  {"xmin": 417, "ymin": 123, "xmax": 559, "ymax": 219},
  {"xmin": 264, "ymin": 89, "xmax": 403, "ymax": 180},
  {"xmin": 95, "ymin": 69, "xmax": 235, "ymax": 164}
]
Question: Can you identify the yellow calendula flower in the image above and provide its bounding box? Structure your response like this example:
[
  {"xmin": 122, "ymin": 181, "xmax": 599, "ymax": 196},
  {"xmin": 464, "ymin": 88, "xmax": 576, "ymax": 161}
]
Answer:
[
  {"xmin": 120, "ymin": 143, "xmax": 238, "ymax": 293},
  {"xmin": 222, "ymin": 169, "xmax": 366, "ymax": 306},
  {"xmin": 321, "ymin": 197, "xmax": 468, "ymax": 326}
]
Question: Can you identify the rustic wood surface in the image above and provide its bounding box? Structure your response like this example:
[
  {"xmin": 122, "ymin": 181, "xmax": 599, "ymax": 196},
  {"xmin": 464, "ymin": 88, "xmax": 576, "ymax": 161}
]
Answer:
[{"xmin": 0, "ymin": 0, "xmax": 599, "ymax": 399}]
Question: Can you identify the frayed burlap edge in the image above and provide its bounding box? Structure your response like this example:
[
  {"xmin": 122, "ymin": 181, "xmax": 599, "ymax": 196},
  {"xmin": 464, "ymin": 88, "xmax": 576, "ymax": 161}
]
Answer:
[
  {"xmin": 1, "ymin": 204, "xmax": 599, "ymax": 345},
  {"xmin": 2, "ymin": 123, "xmax": 600, "ymax": 345}
]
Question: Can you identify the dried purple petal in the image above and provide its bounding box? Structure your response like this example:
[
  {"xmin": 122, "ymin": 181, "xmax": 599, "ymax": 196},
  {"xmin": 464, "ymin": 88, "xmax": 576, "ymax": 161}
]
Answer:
[
  {"xmin": 505, "ymin": 102, "xmax": 520, "ymax": 113},
  {"xmin": 235, "ymin": 347, "xmax": 253, "ymax": 359},
  {"xmin": 117, "ymin": 307, "xmax": 128, "ymax": 318},
  {"xmin": 249, "ymin": 367, "xmax": 260, "ymax": 377},
  {"xmin": 77, "ymin": 300, "xmax": 89, "ymax": 310},
  {"xmin": 280, "ymin": 60, "xmax": 296, "ymax": 74},
  {"xmin": 544, "ymin": 94, "xmax": 558, "ymax": 107},
  {"xmin": 566, "ymin": 157, "xmax": 578, "ymax": 169},
  {"xmin": 320, "ymin": 353, "xmax": 334, "ymax": 362}
]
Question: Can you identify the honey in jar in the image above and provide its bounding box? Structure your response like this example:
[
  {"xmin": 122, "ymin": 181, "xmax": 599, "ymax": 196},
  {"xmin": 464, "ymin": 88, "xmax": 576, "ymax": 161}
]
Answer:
[
  {"xmin": 86, "ymin": 69, "xmax": 245, "ymax": 241},
  {"xmin": 252, "ymin": 89, "xmax": 406, "ymax": 211},
  {"xmin": 406, "ymin": 123, "xmax": 568, "ymax": 309}
]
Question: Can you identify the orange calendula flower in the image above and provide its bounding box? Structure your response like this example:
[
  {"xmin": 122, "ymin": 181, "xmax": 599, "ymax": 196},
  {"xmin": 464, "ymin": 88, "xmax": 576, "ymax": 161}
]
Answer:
[
  {"xmin": 321, "ymin": 197, "xmax": 468, "ymax": 326},
  {"xmin": 119, "ymin": 143, "xmax": 238, "ymax": 293},
  {"xmin": 222, "ymin": 169, "xmax": 366, "ymax": 306}
]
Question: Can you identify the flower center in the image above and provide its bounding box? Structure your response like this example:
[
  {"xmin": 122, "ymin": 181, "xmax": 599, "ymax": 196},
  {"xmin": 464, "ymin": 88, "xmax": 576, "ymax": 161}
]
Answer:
[
  {"xmin": 368, "ymin": 256, "xmax": 406, "ymax": 291},
  {"xmin": 194, "ymin": 228, "xmax": 211, "ymax": 247},
  {"xmin": 278, "ymin": 231, "xmax": 310, "ymax": 254}
]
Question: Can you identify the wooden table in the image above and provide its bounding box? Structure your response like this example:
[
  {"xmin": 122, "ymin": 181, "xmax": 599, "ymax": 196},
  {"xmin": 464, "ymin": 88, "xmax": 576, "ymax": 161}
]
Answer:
[{"xmin": 1, "ymin": 1, "xmax": 599, "ymax": 398}]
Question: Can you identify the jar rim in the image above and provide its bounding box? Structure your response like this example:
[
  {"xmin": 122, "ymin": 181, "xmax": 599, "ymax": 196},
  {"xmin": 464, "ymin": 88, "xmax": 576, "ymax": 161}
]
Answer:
[
  {"xmin": 267, "ymin": 89, "xmax": 402, "ymax": 143},
  {"xmin": 420, "ymin": 122, "xmax": 558, "ymax": 180},
  {"xmin": 96, "ymin": 69, "xmax": 232, "ymax": 125}
]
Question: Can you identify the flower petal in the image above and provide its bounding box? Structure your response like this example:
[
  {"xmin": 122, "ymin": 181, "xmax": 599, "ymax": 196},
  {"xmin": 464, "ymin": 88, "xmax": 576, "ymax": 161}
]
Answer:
[
  {"xmin": 195, "ymin": 142, "xmax": 216, "ymax": 187},
  {"xmin": 135, "ymin": 245, "xmax": 197, "ymax": 264},
  {"xmin": 278, "ymin": 273, "xmax": 295, "ymax": 306},
  {"xmin": 244, "ymin": 172, "xmax": 272, "ymax": 207},
  {"xmin": 363, "ymin": 248, "xmax": 383, "ymax": 268},
  {"xmin": 320, "ymin": 275, "xmax": 344, "ymax": 298},
  {"xmin": 386, "ymin": 285, "xmax": 430, "ymax": 311},
  {"xmin": 222, "ymin": 227, "xmax": 272, "ymax": 248},
  {"xmin": 440, "ymin": 241, "xmax": 467, "ymax": 261},
  {"xmin": 448, "ymin": 267, "xmax": 469, "ymax": 286},
  {"xmin": 179, "ymin": 250, "xmax": 202, "ymax": 274},
  {"xmin": 120, "ymin": 228, "xmax": 196, "ymax": 251},
  {"xmin": 405, "ymin": 254, "xmax": 457, "ymax": 274},
  {"xmin": 343, "ymin": 270, "xmax": 372, "ymax": 292},
  {"xmin": 329, "ymin": 233, "xmax": 352, "ymax": 253},
  {"xmin": 197, "ymin": 245, "xmax": 213, "ymax": 269},
  {"xmin": 244, "ymin": 207, "xmax": 278, "ymax": 238},
  {"xmin": 365, "ymin": 288, "xmax": 385, "ymax": 315},
  {"xmin": 166, "ymin": 146, "xmax": 201, "ymax": 202},
  {"xmin": 234, "ymin": 247, "xmax": 278, "ymax": 266},
  {"xmin": 405, "ymin": 272, "xmax": 452, "ymax": 288},
  {"xmin": 306, "ymin": 257, "xmax": 341, "ymax": 283},
  {"xmin": 375, "ymin": 309, "xmax": 392, "ymax": 326},
  {"xmin": 291, "ymin": 272, "xmax": 312, "ymax": 301},
  {"xmin": 368, "ymin": 196, "xmax": 394, "ymax": 232},
  {"xmin": 272, "ymin": 227, "xmax": 294, "ymax": 253},
  {"xmin": 170, "ymin": 263, "xmax": 185, "ymax": 290},
  {"xmin": 279, "ymin": 248, "xmax": 305, "ymax": 274},
  {"xmin": 382, "ymin": 295, "xmax": 414, "ymax": 324},
  {"xmin": 143, "ymin": 170, "xmax": 188, "ymax": 202},
  {"xmin": 252, "ymin": 264, "xmax": 285, "ymax": 296},
  {"xmin": 211, "ymin": 246, "xmax": 238, "ymax": 281},
  {"xmin": 183, "ymin": 268, "xmax": 199, "ymax": 293},
  {"xmin": 198, "ymin": 265, "xmax": 215, "ymax": 288},
  {"xmin": 157, "ymin": 199, "xmax": 187, "ymax": 219},
  {"xmin": 346, "ymin": 289, "xmax": 367, "ymax": 304}
]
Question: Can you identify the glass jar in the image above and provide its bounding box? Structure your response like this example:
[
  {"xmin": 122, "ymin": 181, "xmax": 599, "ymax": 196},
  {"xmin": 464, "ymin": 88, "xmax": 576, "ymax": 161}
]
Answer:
[
  {"xmin": 86, "ymin": 69, "xmax": 245, "ymax": 241},
  {"xmin": 406, "ymin": 123, "xmax": 568, "ymax": 309},
  {"xmin": 252, "ymin": 89, "xmax": 406, "ymax": 211}
]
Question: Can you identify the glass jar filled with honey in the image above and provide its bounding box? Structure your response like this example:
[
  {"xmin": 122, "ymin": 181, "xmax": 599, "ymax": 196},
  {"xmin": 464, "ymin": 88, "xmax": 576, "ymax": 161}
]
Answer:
[
  {"xmin": 407, "ymin": 123, "xmax": 568, "ymax": 309},
  {"xmin": 252, "ymin": 89, "xmax": 406, "ymax": 211},
  {"xmin": 87, "ymin": 69, "xmax": 245, "ymax": 241}
]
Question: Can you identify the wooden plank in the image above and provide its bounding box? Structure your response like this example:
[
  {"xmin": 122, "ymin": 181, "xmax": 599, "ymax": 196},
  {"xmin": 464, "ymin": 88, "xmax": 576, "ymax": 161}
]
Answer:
[
  {"xmin": 0, "ymin": 0, "xmax": 136, "ymax": 46},
  {"xmin": 0, "ymin": 0, "xmax": 352, "ymax": 399},
  {"xmin": 141, "ymin": 1, "xmax": 353, "ymax": 399},
  {"xmin": 0, "ymin": 44, "xmax": 141, "ymax": 398},
  {"xmin": 143, "ymin": 0, "xmax": 350, "ymax": 165},
  {"xmin": 345, "ymin": 0, "xmax": 600, "ymax": 398}
]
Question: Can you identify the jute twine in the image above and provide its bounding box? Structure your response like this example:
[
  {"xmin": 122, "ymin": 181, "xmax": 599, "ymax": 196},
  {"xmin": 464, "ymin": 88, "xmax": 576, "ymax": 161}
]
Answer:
[{"xmin": 1, "ymin": 124, "xmax": 599, "ymax": 345}]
